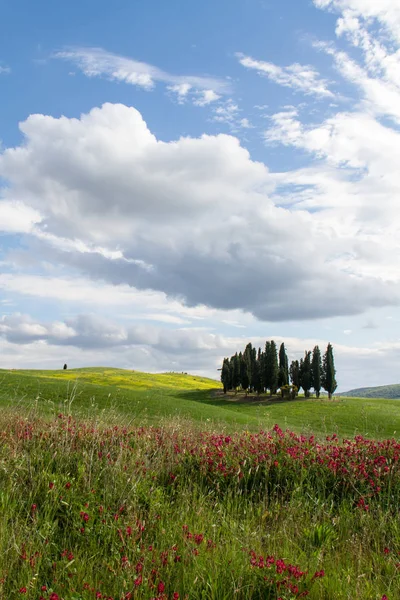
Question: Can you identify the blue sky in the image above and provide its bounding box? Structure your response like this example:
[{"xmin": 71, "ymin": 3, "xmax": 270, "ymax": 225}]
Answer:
[{"xmin": 1, "ymin": 0, "xmax": 400, "ymax": 391}]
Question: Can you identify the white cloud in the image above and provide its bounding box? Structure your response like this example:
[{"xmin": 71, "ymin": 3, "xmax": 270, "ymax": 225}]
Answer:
[
  {"xmin": 313, "ymin": 0, "xmax": 400, "ymax": 42},
  {"xmin": 167, "ymin": 83, "xmax": 192, "ymax": 104},
  {"xmin": 193, "ymin": 89, "xmax": 221, "ymax": 106},
  {"xmin": 0, "ymin": 201, "xmax": 42, "ymax": 233},
  {"xmin": 237, "ymin": 53, "xmax": 334, "ymax": 97},
  {"xmin": 0, "ymin": 65, "xmax": 10, "ymax": 75},
  {"xmin": 55, "ymin": 47, "xmax": 230, "ymax": 96},
  {"xmin": 1, "ymin": 102, "xmax": 399, "ymax": 323}
]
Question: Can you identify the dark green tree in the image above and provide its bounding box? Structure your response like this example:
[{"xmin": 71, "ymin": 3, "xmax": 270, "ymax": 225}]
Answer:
[
  {"xmin": 239, "ymin": 352, "xmax": 249, "ymax": 391},
  {"xmin": 231, "ymin": 352, "xmax": 241, "ymax": 392},
  {"xmin": 252, "ymin": 347, "xmax": 263, "ymax": 394},
  {"xmin": 289, "ymin": 359, "xmax": 300, "ymax": 392},
  {"xmin": 243, "ymin": 343, "xmax": 255, "ymax": 392},
  {"xmin": 221, "ymin": 358, "xmax": 230, "ymax": 394},
  {"xmin": 322, "ymin": 343, "xmax": 337, "ymax": 399},
  {"xmin": 311, "ymin": 345, "xmax": 322, "ymax": 398},
  {"xmin": 264, "ymin": 340, "xmax": 279, "ymax": 395},
  {"xmin": 278, "ymin": 342, "xmax": 289, "ymax": 388},
  {"xmin": 299, "ymin": 351, "xmax": 312, "ymax": 398}
]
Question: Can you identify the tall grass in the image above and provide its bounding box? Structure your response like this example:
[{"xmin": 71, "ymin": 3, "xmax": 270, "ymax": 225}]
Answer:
[{"xmin": 0, "ymin": 410, "xmax": 397, "ymax": 599}]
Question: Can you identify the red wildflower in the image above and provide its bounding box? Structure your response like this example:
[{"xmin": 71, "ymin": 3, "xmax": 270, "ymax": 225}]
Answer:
[
  {"xmin": 80, "ymin": 511, "xmax": 90, "ymax": 522},
  {"xmin": 157, "ymin": 582, "xmax": 165, "ymax": 594},
  {"xmin": 19, "ymin": 588, "xmax": 27, "ymax": 594}
]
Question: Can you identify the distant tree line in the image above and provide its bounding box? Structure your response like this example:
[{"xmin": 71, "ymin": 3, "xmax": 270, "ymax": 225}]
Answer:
[{"xmin": 221, "ymin": 341, "xmax": 337, "ymax": 399}]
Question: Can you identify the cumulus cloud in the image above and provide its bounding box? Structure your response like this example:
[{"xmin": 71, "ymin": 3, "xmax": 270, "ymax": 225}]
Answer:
[
  {"xmin": 237, "ymin": 53, "xmax": 334, "ymax": 97},
  {"xmin": 0, "ymin": 65, "xmax": 10, "ymax": 75},
  {"xmin": 0, "ymin": 102, "xmax": 399, "ymax": 323}
]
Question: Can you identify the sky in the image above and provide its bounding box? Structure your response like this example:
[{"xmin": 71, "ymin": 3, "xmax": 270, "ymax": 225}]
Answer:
[{"xmin": 1, "ymin": 0, "xmax": 400, "ymax": 392}]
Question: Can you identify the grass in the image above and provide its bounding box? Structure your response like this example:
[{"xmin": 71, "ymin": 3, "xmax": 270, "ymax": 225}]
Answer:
[
  {"xmin": 0, "ymin": 413, "xmax": 398, "ymax": 599},
  {"xmin": 1, "ymin": 368, "xmax": 400, "ymax": 439},
  {"xmin": 1, "ymin": 367, "xmax": 399, "ymax": 598}
]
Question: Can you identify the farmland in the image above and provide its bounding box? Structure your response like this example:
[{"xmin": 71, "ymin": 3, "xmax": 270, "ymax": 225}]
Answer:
[{"xmin": 0, "ymin": 368, "xmax": 398, "ymax": 599}]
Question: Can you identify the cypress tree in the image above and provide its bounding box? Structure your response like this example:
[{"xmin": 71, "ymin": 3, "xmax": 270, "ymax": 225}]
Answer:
[
  {"xmin": 322, "ymin": 343, "xmax": 337, "ymax": 399},
  {"xmin": 252, "ymin": 347, "xmax": 263, "ymax": 394},
  {"xmin": 265, "ymin": 340, "xmax": 279, "ymax": 395},
  {"xmin": 311, "ymin": 345, "xmax": 322, "ymax": 398},
  {"xmin": 239, "ymin": 352, "xmax": 249, "ymax": 391},
  {"xmin": 300, "ymin": 351, "xmax": 312, "ymax": 398},
  {"xmin": 232, "ymin": 352, "xmax": 241, "ymax": 392},
  {"xmin": 221, "ymin": 358, "xmax": 230, "ymax": 394},
  {"xmin": 243, "ymin": 343, "xmax": 254, "ymax": 392},
  {"xmin": 278, "ymin": 342, "xmax": 289, "ymax": 388},
  {"xmin": 289, "ymin": 360, "xmax": 300, "ymax": 394}
]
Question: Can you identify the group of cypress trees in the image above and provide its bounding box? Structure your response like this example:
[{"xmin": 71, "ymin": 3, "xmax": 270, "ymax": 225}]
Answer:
[{"xmin": 220, "ymin": 341, "xmax": 337, "ymax": 399}]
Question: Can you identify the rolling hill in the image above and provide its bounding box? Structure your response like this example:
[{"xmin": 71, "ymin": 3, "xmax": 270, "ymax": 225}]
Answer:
[
  {"xmin": 339, "ymin": 383, "xmax": 400, "ymax": 399},
  {"xmin": 1, "ymin": 367, "xmax": 400, "ymax": 438}
]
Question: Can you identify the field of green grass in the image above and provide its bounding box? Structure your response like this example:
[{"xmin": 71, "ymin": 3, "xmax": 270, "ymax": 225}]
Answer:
[
  {"xmin": 1, "ymin": 367, "xmax": 400, "ymax": 439},
  {"xmin": 0, "ymin": 367, "xmax": 399, "ymax": 599}
]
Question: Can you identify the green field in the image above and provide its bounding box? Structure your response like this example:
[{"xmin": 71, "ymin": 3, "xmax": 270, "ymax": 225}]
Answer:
[
  {"xmin": 1, "ymin": 367, "xmax": 399, "ymax": 439},
  {"xmin": 1, "ymin": 367, "xmax": 400, "ymax": 599}
]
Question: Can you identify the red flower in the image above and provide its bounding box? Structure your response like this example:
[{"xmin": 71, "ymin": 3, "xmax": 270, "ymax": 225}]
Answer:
[
  {"xmin": 157, "ymin": 582, "xmax": 165, "ymax": 594},
  {"xmin": 65, "ymin": 482, "xmax": 71, "ymax": 489},
  {"xmin": 41, "ymin": 585, "xmax": 47, "ymax": 591},
  {"xmin": 19, "ymin": 588, "xmax": 27, "ymax": 594},
  {"xmin": 50, "ymin": 594, "xmax": 60, "ymax": 600},
  {"xmin": 49, "ymin": 482, "xmax": 54, "ymax": 489},
  {"xmin": 80, "ymin": 511, "xmax": 90, "ymax": 522},
  {"xmin": 312, "ymin": 570, "xmax": 325, "ymax": 579}
]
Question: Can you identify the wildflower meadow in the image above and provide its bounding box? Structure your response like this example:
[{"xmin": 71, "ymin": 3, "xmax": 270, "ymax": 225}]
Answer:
[{"xmin": 0, "ymin": 410, "xmax": 399, "ymax": 599}]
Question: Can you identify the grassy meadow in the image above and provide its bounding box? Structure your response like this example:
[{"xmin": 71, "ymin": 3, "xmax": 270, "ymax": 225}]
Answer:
[{"xmin": 0, "ymin": 367, "xmax": 399, "ymax": 599}]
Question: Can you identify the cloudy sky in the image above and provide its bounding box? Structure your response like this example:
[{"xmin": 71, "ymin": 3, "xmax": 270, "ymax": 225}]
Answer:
[{"xmin": 1, "ymin": 0, "xmax": 400, "ymax": 391}]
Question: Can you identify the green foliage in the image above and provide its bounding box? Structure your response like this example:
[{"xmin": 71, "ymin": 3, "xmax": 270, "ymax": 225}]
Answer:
[
  {"xmin": 278, "ymin": 342, "xmax": 289, "ymax": 388},
  {"xmin": 264, "ymin": 340, "xmax": 279, "ymax": 395},
  {"xmin": 322, "ymin": 343, "xmax": 337, "ymax": 399},
  {"xmin": 221, "ymin": 358, "xmax": 230, "ymax": 393},
  {"xmin": 300, "ymin": 351, "xmax": 312, "ymax": 398},
  {"xmin": 311, "ymin": 346, "xmax": 322, "ymax": 398},
  {"xmin": 289, "ymin": 359, "xmax": 300, "ymax": 390}
]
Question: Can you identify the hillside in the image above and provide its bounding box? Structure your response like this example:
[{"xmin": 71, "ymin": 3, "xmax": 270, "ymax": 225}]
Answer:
[
  {"xmin": 2, "ymin": 367, "xmax": 400, "ymax": 438},
  {"xmin": 339, "ymin": 383, "xmax": 400, "ymax": 399}
]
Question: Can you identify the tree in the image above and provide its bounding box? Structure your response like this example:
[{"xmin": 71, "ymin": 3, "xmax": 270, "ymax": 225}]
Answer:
[
  {"xmin": 264, "ymin": 340, "xmax": 279, "ymax": 395},
  {"xmin": 243, "ymin": 343, "xmax": 255, "ymax": 391},
  {"xmin": 239, "ymin": 352, "xmax": 249, "ymax": 392},
  {"xmin": 299, "ymin": 351, "xmax": 312, "ymax": 398},
  {"xmin": 231, "ymin": 353, "xmax": 241, "ymax": 392},
  {"xmin": 278, "ymin": 342, "xmax": 289, "ymax": 388},
  {"xmin": 322, "ymin": 343, "xmax": 337, "ymax": 399},
  {"xmin": 289, "ymin": 359, "xmax": 300, "ymax": 392},
  {"xmin": 311, "ymin": 346, "xmax": 322, "ymax": 398},
  {"xmin": 252, "ymin": 347, "xmax": 263, "ymax": 394},
  {"xmin": 221, "ymin": 358, "xmax": 230, "ymax": 393}
]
